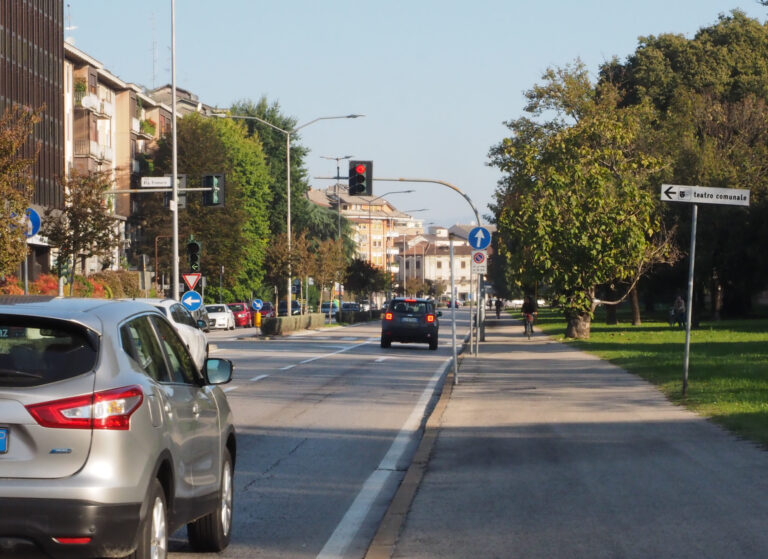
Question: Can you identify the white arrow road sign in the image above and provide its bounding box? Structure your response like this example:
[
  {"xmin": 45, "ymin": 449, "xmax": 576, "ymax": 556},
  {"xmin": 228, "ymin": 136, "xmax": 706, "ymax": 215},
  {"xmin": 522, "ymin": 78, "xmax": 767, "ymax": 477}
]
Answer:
[{"xmin": 661, "ymin": 184, "xmax": 750, "ymax": 207}]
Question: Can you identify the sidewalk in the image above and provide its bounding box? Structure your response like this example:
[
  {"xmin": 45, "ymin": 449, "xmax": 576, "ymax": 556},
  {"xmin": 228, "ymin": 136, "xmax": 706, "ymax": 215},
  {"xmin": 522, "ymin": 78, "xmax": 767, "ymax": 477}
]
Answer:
[{"xmin": 377, "ymin": 313, "xmax": 768, "ymax": 558}]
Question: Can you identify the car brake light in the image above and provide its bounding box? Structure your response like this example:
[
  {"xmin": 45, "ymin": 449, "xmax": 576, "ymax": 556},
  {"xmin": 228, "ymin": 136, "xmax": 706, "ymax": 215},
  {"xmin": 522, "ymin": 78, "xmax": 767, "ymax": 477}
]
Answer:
[
  {"xmin": 26, "ymin": 386, "xmax": 143, "ymax": 430},
  {"xmin": 53, "ymin": 537, "xmax": 92, "ymax": 545},
  {"xmin": 426, "ymin": 314, "xmax": 435, "ymax": 323},
  {"xmin": 385, "ymin": 312, "xmax": 393, "ymax": 320},
  {"xmin": 405, "ymin": 299, "xmax": 417, "ymax": 303}
]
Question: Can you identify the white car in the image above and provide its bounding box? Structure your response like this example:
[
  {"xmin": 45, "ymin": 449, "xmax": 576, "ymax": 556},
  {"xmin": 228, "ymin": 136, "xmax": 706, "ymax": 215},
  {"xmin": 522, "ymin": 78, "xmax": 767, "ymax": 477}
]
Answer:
[
  {"xmin": 127, "ymin": 298, "xmax": 209, "ymax": 369},
  {"xmin": 206, "ymin": 304, "xmax": 236, "ymax": 330}
]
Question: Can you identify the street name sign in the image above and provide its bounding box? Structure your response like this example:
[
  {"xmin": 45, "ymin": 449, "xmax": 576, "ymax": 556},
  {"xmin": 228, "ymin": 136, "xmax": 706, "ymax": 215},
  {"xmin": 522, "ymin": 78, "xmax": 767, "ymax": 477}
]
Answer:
[
  {"xmin": 660, "ymin": 184, "xmax": 750, "ymax": 207},
  {"xmin": 468, "ymin": 226, "xmax": 492, "ymax": 250},
  {"xmin": 181, "ymin": 290, "xmax": 202, "ymax": 312},
  {"xmin": 471, "ymin": 250, "xmax": 488, "ymax": 274},
  {"xmin": 182, "ymin": 273, "xmax": 201, "ymax": 291},
  {"xmin": 141, "ymin": 176, "xmax": 172, "ymax": 188}
]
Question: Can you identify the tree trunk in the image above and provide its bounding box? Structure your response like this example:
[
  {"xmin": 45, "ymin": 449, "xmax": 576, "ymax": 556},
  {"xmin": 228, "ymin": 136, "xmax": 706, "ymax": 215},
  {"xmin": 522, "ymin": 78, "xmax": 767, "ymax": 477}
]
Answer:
[
  {"xmin": 605, "ymin": 304, "xmax": 618, "ymax": 325},
  {"xmin": 630, "ymin": 288, "xmax": 641, "ymax": 326},
  {"xmin": 711, "ymin": 270, "xmax": 723, "ymax": 321},
  {"xmin": 566, "ymin": 312, "xmax": 591, "ymax": 339}
]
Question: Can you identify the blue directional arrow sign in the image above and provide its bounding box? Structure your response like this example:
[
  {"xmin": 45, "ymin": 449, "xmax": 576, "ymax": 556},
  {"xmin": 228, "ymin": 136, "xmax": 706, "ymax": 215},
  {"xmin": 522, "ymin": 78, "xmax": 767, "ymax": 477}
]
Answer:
[
  {"xmin": 25, "ymin": 208, "xmax": 41, "ymax": 238},
  {"xmin": 251, "ymin": 299, "xmax": 263, "ymax": 311},
  {"xmin": 468, "ymin": 226, "xmax": 492, "ymax": 250},
  {"xmin": 181, "ymin": 290, "xmax": 203, "ymax": 312}
]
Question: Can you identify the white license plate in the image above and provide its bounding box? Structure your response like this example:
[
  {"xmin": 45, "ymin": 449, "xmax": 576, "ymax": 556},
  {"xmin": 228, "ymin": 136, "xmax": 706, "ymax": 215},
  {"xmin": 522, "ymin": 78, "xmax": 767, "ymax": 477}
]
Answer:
[
  {"xmin": 0, "ymin": 428, "xmax": 7, "ymax": 454},
  {"xmin": 401, "ymin": 317, "xmax": 418, "ymax": 323}
]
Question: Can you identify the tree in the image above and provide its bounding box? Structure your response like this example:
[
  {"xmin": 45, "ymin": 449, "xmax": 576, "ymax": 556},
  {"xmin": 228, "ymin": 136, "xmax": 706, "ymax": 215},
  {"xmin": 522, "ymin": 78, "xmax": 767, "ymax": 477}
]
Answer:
[
  {"xmin": 229, "ymin": 98, "xmax": 312, "ymax": 238},
  {"xmin": 600, "ymin": 10, "xmax": 768, "ymax": 316},
  {"xmin": 0, "ymin": 106, "xmax": 39, "ymax": 277},
  {"xmin": 42, "ymin": 170, "xmax": 120, "ymax": 294},
  {"xmin": 490, "ymin": 63, "xmax": 676, "ymax": 338},
  {"xmin": 313, "ymin": 238, "xmax": 345, "ymax": 311},
  {"xmin": 291, "ymin": 232, "xmax": 315, "ymax": 314},
  {"xmin": 130, "ymin": 113, "xmax": 271, "ymax": 301}
]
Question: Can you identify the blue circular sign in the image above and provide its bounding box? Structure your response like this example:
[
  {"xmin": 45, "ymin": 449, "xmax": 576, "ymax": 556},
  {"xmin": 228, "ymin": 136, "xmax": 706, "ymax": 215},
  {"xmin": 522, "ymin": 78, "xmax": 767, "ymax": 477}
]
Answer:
[
  {"xmin": 24, "ymin": 208, "xmax": 41, "ymax": 238},
  {"xmin": 181, "ymin": 290, "xmax": 202, "ymax": 312},
  {"xmin": 468, "ymin": 226, "xmax": 491, "ymax": 250},
  {"xmin": 251, "ymin": 299, "xmax": 263, "ymax": 311}
]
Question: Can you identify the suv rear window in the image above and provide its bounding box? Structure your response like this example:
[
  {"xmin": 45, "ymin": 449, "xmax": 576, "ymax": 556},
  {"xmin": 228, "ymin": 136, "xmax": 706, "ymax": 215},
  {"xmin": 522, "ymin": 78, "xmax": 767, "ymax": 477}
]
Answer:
[
  {"xmin": 390, "ymin": 300, "xmax": 432, "ymax": 315},
  {"xmin": 0, "ymin": 317, "xmax": 98, "ymax": 387}
]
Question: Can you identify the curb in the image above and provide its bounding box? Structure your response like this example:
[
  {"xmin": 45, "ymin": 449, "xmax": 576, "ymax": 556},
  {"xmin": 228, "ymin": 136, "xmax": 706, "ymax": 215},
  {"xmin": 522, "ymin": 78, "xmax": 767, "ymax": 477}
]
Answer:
[{"xmin": 363, "ymin": 345, "xmax": 466, "ymax": 559}]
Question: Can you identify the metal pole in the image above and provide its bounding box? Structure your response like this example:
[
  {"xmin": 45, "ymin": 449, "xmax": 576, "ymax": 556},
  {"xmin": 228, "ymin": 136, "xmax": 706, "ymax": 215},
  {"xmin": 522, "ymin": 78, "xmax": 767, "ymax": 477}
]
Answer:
[
  {"xmin": 170, "ymin": 0, "xmax": 179, "ymax": 301},
  {"xmin": 286, "ymin": 132, "xmax": 292, "ymax": 316},
  {"xmin": 683, "ymin": 203, "xmax": 698, "ymax": 397},
  {"xmin": 23, "ymin": 252, "xmax": 28, "ymax": 295},
  {"xmin": 402, "ymin": 235, "xmax": 406, "ymax": 296},
  {"xmin": 450, "ymin": 237, "xmax": 458, "ymax": 384}
]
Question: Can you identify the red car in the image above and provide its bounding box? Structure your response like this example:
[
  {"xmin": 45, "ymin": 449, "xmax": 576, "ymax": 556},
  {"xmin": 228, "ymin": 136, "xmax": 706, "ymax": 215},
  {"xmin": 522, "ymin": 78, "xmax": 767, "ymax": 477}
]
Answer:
[
  {"xmin": 227, "ymin": 302, "xmax": 252, "ymax": 327},
  {"xmin": 259, "ymin": 301, "xmax": 276, "ymax": 319}
]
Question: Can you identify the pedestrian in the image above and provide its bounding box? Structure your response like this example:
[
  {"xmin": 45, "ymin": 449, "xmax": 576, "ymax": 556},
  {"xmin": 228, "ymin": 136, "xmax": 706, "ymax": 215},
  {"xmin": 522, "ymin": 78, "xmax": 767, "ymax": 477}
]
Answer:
[
  {"xmin": 495, "ymin": 298, "xmax": 502, "ymax": 319},
  {"xmin": 673, "ymin": 295, "xmax": 685, "ymax": 328}
]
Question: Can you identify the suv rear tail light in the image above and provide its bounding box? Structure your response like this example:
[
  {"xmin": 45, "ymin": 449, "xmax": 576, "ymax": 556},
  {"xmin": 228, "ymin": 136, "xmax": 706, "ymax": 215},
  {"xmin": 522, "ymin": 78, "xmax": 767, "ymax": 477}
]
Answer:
[
  {"xmin": 426, "ymin": 314, "xmax": 435, "ymax": 323},
  {"xmin": 26, "ymin": 386, "xmax": 144, "ymax": 430},
  {"xmin": 385, "ymin": 312, "xmax": 393, "ymax": 321}
]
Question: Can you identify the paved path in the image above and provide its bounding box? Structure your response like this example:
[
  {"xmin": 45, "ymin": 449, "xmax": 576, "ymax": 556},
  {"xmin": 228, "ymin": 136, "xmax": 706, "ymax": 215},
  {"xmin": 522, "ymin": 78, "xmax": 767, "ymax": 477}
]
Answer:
[{"xmin": 391, "ymin": 315, "xmax": 768, "ymax": 559}]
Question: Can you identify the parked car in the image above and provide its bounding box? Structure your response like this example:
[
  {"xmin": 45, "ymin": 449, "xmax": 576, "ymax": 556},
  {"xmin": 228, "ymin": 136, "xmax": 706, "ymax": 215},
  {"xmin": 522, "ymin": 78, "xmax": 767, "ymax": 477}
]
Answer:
[
  {"xmin": 341, "ymin": 302, "xmax": 360, "ymax": 312},
  {"xmin": 226, "ymin": 302, "xmax": 252, "ymax": 328},
  {"xmin": 357, "ymin": 301, "xmax": 371, "ymax": 311},
  {"xmin": 192, "ymin": 305, "xmax": 212, "ymax": 332},
  {"xmin": 206, "ymin": 304, "xmax": 236, "ymax": 330},
  {"xmin": 381, "ymin": 297, "xmax": 441, "ymax": 350},
  {"xmin": 277, "ymin": 300, "xmax": 301, "ymax": 316},
  {"xmin": 0, "ymin": 296, "xmax": 236, "ymax": 559},
  {"xmin": 320, "ymin": 301, "xmax": 339, "ymax": 315},
  {"xmin": 259, "ymin": 301, "xmax": 276, "ymax": 319},
  {"xmin": 127, "ymin": 298, "xmax": 208, "ymax": 369}
]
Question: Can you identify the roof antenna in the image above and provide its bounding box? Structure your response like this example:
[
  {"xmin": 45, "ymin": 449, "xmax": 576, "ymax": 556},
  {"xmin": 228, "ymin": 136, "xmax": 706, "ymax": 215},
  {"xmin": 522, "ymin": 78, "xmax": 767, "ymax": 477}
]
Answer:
[{"xmin": 65, "ymin": 3, "xmax": 77, "ymax": 45}]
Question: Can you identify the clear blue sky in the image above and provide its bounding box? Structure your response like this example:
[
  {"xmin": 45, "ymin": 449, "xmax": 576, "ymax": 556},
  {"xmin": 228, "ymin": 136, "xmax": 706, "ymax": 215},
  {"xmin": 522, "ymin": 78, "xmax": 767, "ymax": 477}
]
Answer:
[{"xmin": 68, "ymin": 1, "xmax": 767, "ymax": 228}]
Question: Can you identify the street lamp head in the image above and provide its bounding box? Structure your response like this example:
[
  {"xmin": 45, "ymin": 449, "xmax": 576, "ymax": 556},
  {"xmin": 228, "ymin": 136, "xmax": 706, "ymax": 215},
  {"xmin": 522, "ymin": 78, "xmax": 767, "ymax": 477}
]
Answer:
[{"xmin": 346, "ymin": 114, "xmax": 365, "ymax": 119}]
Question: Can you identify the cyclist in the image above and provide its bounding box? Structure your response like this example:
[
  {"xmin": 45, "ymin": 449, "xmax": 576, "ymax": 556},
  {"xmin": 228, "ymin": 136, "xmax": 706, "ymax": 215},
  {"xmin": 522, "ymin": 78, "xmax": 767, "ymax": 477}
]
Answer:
[{"xmin": 521, "ymin": 295, "xmax": 538, "ymax": 337}]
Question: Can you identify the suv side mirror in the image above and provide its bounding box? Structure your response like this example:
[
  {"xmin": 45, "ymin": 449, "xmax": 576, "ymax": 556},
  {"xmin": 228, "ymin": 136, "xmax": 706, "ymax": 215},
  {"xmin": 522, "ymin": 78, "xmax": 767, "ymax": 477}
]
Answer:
[{"xmin": 204, "ymin": 358, "xmax": 234, "ymax": 384}]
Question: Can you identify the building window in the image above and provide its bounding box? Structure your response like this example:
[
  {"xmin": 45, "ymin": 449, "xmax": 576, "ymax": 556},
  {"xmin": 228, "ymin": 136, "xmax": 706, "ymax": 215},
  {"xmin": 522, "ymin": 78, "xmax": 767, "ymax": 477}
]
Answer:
[
  {"xmin": 461, "ymin": 261, "xmax": 466, "ymax": 269},
  {"xmin": 437, "ymin": 261, "xmax": 442, "ymax": 269}
]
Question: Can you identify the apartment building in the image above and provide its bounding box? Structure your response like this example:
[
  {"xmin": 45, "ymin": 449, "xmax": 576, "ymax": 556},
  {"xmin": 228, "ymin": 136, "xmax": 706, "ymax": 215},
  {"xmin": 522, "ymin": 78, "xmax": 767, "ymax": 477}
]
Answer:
[{"xmin": 63, "ymin": 42, "xmax": 172, "ymax": 274}]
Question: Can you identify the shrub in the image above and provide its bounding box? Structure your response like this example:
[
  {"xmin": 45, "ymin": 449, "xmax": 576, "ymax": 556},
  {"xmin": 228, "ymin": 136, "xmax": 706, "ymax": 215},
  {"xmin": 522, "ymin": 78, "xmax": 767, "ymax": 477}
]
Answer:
[{"xmin": 0, "ymin": 276, "xmax": 24, "ymax": 295}]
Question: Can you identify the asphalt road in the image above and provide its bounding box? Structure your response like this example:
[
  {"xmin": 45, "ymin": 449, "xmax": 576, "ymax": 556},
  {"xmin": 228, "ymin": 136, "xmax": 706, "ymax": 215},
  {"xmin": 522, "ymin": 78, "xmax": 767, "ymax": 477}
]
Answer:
[{"xmin": 169, "ymin": 310, "xmax": 471, "ymax": 558}]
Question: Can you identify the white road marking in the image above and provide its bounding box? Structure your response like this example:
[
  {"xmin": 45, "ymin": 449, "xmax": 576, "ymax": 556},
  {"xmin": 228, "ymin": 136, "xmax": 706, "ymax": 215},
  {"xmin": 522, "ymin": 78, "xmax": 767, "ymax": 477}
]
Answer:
[
  {"xmin": 280, "ymin": 365, "xmax": 296, "ymax": 371},
  {"xmin": 298, "ymin": 342, "xmax": 368, "ymax": 365},
  {"xmin": 374, "ymin": 356, "xmax": 391, "ymax": 363},
  {"xmin": 223, "ymin": 386, "xmax": 238, "ymax": 393},
  {"xmin": 317, "ymin": 359, "xmax": 450, "ymax": 559},
  {"xmin": 250, "ymin": 374, "xmax": 269, "ymax": 382}
]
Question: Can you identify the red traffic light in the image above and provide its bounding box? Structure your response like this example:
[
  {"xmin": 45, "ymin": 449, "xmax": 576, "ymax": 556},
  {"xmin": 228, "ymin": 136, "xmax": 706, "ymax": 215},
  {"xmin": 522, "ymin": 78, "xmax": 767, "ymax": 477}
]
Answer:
[{"xmin": 355, "ymin": 164, "xmax": 367, "ymax": 175}]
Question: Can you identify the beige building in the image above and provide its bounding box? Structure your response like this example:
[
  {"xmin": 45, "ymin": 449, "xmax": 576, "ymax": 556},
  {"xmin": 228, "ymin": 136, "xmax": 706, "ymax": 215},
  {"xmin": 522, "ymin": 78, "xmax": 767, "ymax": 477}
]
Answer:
[{"xmin": 64, "ymin": 42, "xmax": 172, "ymax": 274}]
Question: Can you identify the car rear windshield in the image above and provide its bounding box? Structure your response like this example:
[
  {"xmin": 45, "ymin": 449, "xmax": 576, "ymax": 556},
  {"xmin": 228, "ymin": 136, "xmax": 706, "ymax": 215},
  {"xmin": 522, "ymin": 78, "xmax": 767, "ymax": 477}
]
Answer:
[
  {"xmin": 0, "ymin": 317, "xmax": 98, "ymax": 387},
  {"xmin": 207, "ymin": 305, "xmax": 227, "ymax": 313},
  {"xmin": 228, "ymin": 303, "xmax": 246, "ymax": 311},
  {"xmin": 390, "ymin": 301, "xmax": 432, "ymax": 315}
]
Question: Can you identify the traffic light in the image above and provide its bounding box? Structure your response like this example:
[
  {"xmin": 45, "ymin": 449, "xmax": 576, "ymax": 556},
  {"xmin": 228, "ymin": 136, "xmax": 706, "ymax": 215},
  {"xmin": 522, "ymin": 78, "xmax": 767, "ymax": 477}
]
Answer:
[
  {"xmin": 348, "ymin": 160, "xmax": 373, "ymax": 196},
  {"xmin": 202, "ymin": 174, "xmax": 225, "ymax": 206},
  {"xmin": 187, "ymin": 240, "xmax": 201, "ymax": 272}
]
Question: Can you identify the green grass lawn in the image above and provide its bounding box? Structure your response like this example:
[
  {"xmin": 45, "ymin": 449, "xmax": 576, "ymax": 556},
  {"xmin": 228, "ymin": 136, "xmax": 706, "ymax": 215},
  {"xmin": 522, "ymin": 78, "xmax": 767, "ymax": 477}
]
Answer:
[{"xmin": 534, "ymin": 308, "xmax": 768, "ymax": 448}]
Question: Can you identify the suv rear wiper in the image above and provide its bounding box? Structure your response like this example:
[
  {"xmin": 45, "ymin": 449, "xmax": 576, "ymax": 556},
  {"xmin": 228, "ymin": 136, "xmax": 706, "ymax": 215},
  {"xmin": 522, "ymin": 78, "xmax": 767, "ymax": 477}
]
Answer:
[{"xmin": 0, "ymin": 368, "xmax": 44, "ymax": 379}]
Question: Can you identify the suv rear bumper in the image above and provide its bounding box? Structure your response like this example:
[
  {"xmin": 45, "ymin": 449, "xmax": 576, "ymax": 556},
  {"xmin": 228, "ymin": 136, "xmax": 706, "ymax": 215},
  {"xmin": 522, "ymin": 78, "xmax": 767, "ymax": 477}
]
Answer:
[
  {"xmin": 0, "ymin": 497, "xmax": 141, "ymax": 558},
  {"xmin": 382, "ymin": 325, "xmax": 438, "ymax": 343}
]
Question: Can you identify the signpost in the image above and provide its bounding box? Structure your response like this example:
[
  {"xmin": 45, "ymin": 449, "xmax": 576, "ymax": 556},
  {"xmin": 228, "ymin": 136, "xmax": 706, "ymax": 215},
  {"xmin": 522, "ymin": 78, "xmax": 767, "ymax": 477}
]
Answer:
[
  {"xmin": 141, "ymin": 176, "xmax": 172, "ymax": 188},
  {"xmin": 181, "ymin": 290, "xmax": 203, "ymax": 312},
  {"xmin": 660, "ymin": 184, "xmax": 750, "ymax": 396},
  {"xmin": 182, "ymin": 273, "xmax": 201, "ymax": 291},
  {"xmin": 471, "ymin": 250, "xmax": 487, "ymax": 274}
]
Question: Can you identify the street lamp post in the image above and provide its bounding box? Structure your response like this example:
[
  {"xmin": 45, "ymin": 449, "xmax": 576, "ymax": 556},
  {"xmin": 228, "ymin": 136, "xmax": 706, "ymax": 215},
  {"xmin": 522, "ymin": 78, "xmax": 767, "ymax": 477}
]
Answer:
[
  {"xmin": 320, "ymin": 155, "xmax": 353, "ymax": 238},
  {"xmin": 212, "ymin": 112, "xmax": 363, "ymax": 314}
]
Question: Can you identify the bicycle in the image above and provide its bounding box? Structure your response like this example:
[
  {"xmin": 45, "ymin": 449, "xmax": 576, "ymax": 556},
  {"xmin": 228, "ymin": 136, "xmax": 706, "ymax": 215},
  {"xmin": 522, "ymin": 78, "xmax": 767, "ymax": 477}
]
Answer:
[{"xmin": 523, "ymin": 312, "xmax": 535, "ymax": 339}]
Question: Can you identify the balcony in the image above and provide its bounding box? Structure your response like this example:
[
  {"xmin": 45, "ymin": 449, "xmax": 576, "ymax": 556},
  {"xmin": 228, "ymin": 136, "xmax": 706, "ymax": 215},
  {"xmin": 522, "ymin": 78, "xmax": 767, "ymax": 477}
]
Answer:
[
  {"xmin": 131, "ymin": 117, "xmax": 140, "ymax": 135},
  {"xmin": 74, "ymin": 139, "xmax": 100, "ymax": 159},
  {"xmin": 97, "ymin": 100, "xmax": 115, "ymax": 119},
  {"xmin": 138, "ymin": 119, "xmax": 156, "ymax": 139}
]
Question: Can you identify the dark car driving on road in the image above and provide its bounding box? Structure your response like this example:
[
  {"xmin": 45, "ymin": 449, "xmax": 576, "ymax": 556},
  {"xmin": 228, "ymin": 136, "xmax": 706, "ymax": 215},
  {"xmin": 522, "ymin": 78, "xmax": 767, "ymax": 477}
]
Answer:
[{"xmin": 381, "ymin": 297, "xmax": 441, "ymax": 350}]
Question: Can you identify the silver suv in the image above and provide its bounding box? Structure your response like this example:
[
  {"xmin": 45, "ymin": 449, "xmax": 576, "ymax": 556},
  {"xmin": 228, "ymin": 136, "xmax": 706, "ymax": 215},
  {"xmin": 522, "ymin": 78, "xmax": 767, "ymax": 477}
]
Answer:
[{"xmin": 0, "ymin": 296, "xmax": 236, "ymax": 559}]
